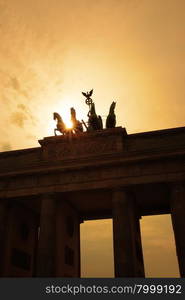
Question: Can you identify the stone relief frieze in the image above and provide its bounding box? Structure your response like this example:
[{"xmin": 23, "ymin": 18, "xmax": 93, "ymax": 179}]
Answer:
[
  {"xmin": 46, "ymin": 138, "xmax": 118, "ymax": 160},
  {"xmin": 1, "ymin": 158, "xmax": 184, "ymax": 197}
]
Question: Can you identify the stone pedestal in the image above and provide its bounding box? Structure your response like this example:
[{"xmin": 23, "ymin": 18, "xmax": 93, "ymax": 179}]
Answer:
[
  {"xmin": 38, "ymin": 127, "xmax": 127, "ymax": 161},
  {"xmin": 170, "ymin": 182, "xmax": 185, "ymax": 277},
  {"xmin": 36, "ymin": 194, "xmax": 57, "ymax": 277},
  {"xmin": 112, "ymin": 189, "xmax": 144, "ymax": 277}
]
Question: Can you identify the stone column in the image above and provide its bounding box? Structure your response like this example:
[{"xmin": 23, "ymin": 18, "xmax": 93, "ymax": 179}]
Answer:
[
  {"xmin": 55, "ymin": 200, "xmax": 81, "ymax": 277},
  {"xmin": 0, "ymin": 200, "xmax": 8, "ymax": 276},
  {"xmin": 170, "ymin": 182, "xmax": 185, "ymax": 277},
  {"xmin": 36, "ymin": 193, "xmax": 57, "ymax": 277},
  {"xmin": 112, "ymin": 188, "xmax": 144, "ymax": 277},
  {"xmin": 78, "ymin": 218, "xmax": 84, "ymax": 278}
]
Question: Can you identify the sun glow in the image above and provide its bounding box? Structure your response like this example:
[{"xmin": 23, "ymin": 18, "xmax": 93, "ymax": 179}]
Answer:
[
  {"xmin": 65, "ymin": 120, "xmax": 73, "ymax": 129},
  {"xmin": 39, "ymin": 92, "xmax": 88, "ymax": 137}
]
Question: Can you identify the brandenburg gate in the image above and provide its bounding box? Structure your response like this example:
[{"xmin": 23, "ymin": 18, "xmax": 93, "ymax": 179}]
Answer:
[
  {"xmin": 0, "ymin": 93, "xmax": 185, "ymax": 277},
  {"xmin": 0, "ymin": 126, "xmax": 185, "ymax": 277}
]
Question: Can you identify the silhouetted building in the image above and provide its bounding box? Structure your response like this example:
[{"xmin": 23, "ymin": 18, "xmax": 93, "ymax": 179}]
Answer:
[{"xmin": 0, "ymin": 127, "xmax": 185, "ymax": 277}]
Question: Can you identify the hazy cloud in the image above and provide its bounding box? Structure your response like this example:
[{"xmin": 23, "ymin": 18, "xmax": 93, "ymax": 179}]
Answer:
[
  {"xmin": 26, "ymin": 133, "xmax": 37, "ymax": 140},
  {"xmin": 10, "ymin": 111, "xmax": 28, "ymax": 128},
  {"xmin": 9, "ymin": 76, "xmax": 29, "ymax": 99},
  {"xmin": 1, "ymin": 142, "xmax": 12, "ymax": 151},
  {"xmin": 9, "ymin": 102, "xmax": 37, "ymax": 128},
  {"xmin": 0, "ymin": 0, "xmax": 184, "ymax": 277}
]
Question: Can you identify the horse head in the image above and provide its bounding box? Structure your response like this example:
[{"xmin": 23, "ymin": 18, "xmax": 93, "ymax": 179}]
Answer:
[
  {"xmin": 53, "ymin": 112, "xmax": 62, "ymax": 122},
  {"xmin": 110, "ymin": 101, "xmax": 116, "ymax": 113},
  {"xmin": 53, "ymin": 112, "xmax": 57, "ymax": 120},
  {"xmin": 70, "ymin": 107, "xmax": 76, "ymax": 120}
]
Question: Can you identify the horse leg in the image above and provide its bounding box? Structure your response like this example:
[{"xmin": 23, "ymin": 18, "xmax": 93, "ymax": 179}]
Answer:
[{"xmin": 54, "ymin": 128, "xmax": 57, "ymax": 136}]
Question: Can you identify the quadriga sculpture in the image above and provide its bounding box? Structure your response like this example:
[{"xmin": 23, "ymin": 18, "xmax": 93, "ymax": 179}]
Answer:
[
  {"xmin": 70, "ymin": 107, "xmax": 83, "ymax": 133},
  {"xmin": 87, "ymin": 102, "xmax": 103, "ymax": 131},
  {"xmin": 106, "ymin": 101, "xmax": 116, "ymax": 129},
  {"xmin": 53, "ymin": 112, "xmax": 72, "ymax": 136}
]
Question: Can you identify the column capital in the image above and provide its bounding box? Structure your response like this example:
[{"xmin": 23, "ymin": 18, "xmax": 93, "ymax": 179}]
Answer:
[
  {"xmin": 112, "ymin": 186, "xmax": 128, "ymax": 193},
  {"xmin": 111, "ymin": 188, "xmax": 138, "ymax": 213},
  {"xmin": 170, "ymin": 181, "xmax": 185, "ymax": 192},
  {"xmin": 170, "ymin": 182, "xmax": 185, "ymax": 208},
  {"xmin": 39, "ymin": 192, "xmax": 58, "ymax": 199},
  {"xmin": 112, "ymin": 186, "xmax": 129, "ymax": 197},
  {"xmin": 79, "ymin": 217, "xmax": 84, "ymax": 224}
]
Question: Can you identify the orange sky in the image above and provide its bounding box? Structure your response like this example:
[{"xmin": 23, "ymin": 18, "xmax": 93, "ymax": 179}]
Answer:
[{"xmin": 0, "ymin": 0, "xmax": 184, "ymax": 277}]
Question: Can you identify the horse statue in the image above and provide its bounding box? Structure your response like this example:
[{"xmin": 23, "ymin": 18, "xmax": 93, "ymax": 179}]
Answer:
[
  {"xmin": 106, "ymin": 101, "xmax": 116, "ymax": 128},
  {"xmin": 53, "ymin": 112, "xmax": 71, "ymax": 136},
  {"xmin": 87, "ymin": 102, "xmax": 103, "ymax": 131},
  {"xmin": 70, "ymin": 107, "xmax": 83, "ymax": 133}
]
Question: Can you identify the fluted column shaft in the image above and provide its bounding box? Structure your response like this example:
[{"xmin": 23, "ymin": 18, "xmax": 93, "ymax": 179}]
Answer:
[
  {"xmin": 36, "ymin": 194, "xmax": 57, "ymax": 277},
  {"xmin": 112, "ymin": 189, "xmax": 144, "ymax": 277},
  {"xmin": 170, "ymin": 182, "xmax": 185, "ymax": 277}
]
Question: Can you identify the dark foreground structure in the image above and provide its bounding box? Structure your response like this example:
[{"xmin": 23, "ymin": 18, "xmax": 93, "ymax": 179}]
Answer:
[{"xmin": 0, "ymin": 126, "xmax": 185, "ymax": 277}]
